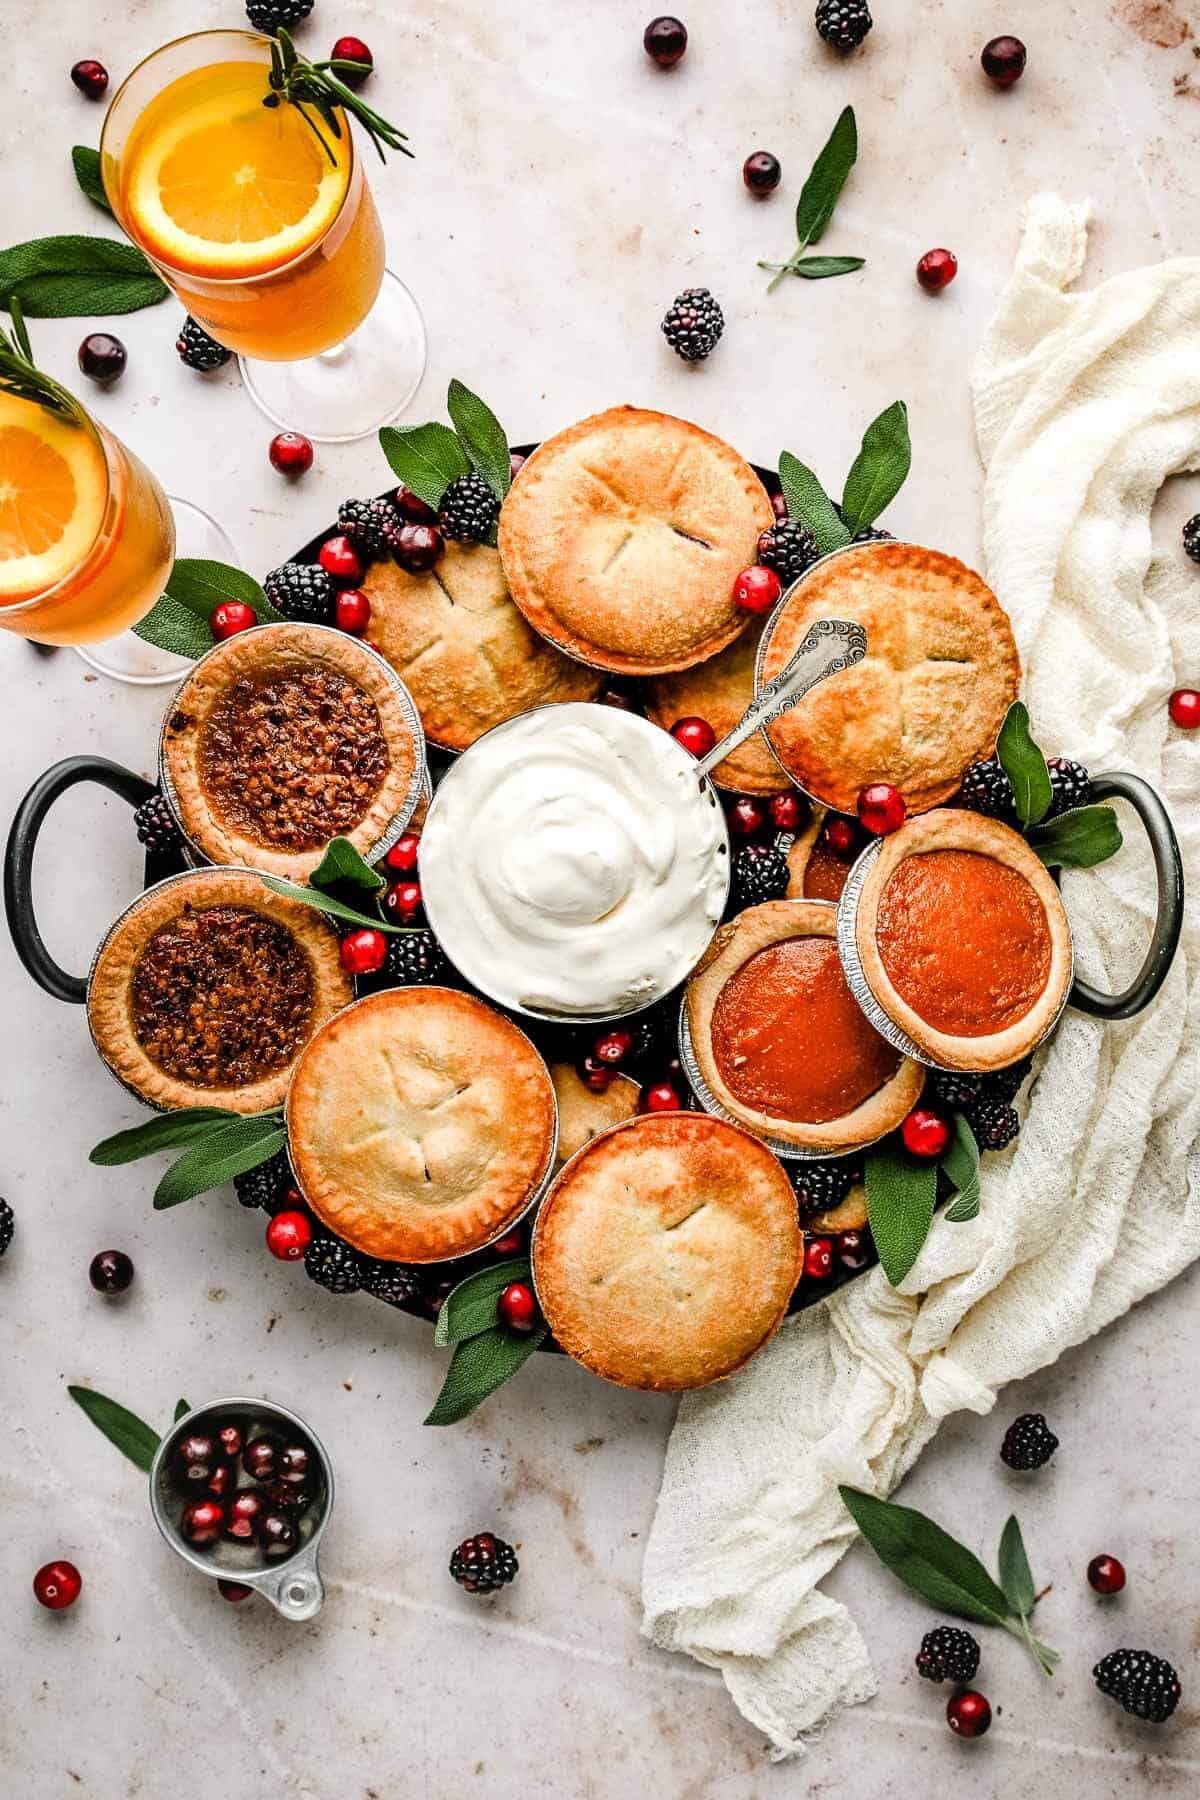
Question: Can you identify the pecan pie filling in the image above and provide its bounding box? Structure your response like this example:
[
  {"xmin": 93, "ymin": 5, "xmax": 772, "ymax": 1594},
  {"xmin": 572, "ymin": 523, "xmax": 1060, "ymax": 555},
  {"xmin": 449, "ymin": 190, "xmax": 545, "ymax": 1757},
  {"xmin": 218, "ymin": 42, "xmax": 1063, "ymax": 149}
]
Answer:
[
  {"xmin": 195, "ymin": 664, "xmax": 390, "ymax": 852},
  {"xmin": 130, "ymin": 905, "xmax": 314, "ymax": 1087}
]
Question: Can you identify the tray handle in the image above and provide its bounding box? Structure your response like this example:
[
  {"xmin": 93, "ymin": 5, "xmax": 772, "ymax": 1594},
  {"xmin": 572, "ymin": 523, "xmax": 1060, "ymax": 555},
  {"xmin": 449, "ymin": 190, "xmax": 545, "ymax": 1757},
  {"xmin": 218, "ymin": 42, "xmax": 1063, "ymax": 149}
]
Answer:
[
  {"xmin": 5, "ymin": 756, "xmax": 155, "ymax": 1004},
  {"xmin": 1069, "ymin": 771, "xmax": 1184, "ymax": 1021}
]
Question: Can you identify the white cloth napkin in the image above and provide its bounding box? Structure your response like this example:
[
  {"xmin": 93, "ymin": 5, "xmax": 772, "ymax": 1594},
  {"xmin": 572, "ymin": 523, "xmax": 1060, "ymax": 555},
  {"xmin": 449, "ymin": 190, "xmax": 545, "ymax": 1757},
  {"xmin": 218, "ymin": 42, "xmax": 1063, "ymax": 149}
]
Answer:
[{"xmin": 641, "ymin": 194, "xmax": 1200, "ymax": 1757}]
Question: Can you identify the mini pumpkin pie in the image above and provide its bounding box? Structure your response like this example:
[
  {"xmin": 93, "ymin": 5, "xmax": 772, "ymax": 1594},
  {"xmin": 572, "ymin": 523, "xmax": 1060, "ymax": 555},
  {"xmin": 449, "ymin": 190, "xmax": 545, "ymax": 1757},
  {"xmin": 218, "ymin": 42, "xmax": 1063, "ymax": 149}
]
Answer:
[
  {"xmin": 362, "ymin": 542, "xmax": 601, "ymax": 752},
  {"xmin": 845, "ymin": 810, "xmax": 1073, "ymax": 1073},
  {"xmin": 686, "ymin": 899, "xmax": 924, "ymax": 1150},
  {"xmin": 287, "ymin": 988, "xmax": 557, "ymax": 1262},
  {"xmin": 532, "ymin": 1112, "xmax": 800, "ymax": 1391},
  {"xmin": 87, "ymin": 869, "xmax": 352, "ymax": 1112},
  {"xmin": 498, "ymin": 406, "xmax": 774, "ymax": 675},
  {"xmin": 645, "ymin": 615, "xmax": 786, "ymax": 794},
  {"xmin": 758, "ymin": 542, "xmax": 1020, "ymax": 813},
  {"xmin": 786, "ymin": 809, "xmax": 858, "ymax": 903},
  {"xmin": 161, "ymin": 623, "xmax": 423, "ymax": 883},
  {"xmin": 550, "ymin": 1063, "xmax": 640, "ymax": 1166}
]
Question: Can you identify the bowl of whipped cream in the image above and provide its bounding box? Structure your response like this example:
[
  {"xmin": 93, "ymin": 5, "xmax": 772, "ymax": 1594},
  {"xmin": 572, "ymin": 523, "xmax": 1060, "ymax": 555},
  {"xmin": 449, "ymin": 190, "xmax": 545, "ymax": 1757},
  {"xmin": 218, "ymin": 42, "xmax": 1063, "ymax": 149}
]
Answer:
[{"xmin": 419, "ymin": 703, "xmax": 729, "ymax": 1021}]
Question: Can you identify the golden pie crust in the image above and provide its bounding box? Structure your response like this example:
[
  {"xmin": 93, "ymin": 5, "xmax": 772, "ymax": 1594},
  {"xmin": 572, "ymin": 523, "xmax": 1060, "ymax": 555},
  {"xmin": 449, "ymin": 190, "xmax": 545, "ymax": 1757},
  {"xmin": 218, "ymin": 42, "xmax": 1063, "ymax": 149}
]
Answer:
[
  {"xmin": 161, "ymin": 623, "xmax": 421, "ymax": 883},
  {"xmin": 809, "ymin": 1184, "xmax": 868, "ymax": 1235},
  {"xmin": 362, "ymin": 542, "xmax": 601, "ymax": 752},
  {"xmin": 686, "ymin": 900, "xmax": 924, "ymax": 1149},
  {"xmin": 287, "ymin": 987, "xmax": 557, "ymax": 1262},
  {"xmin": 759, "ymin": 543, "xmax": 1021, "ymax": 813},
  {"xmin": 550, "ymin": 1063, "xmax": 640, "ymax": 1166},
  {"xmin": 645, "ymin": 615, "xmax": 787, "ymax": 793},
  {"xmin": 497, "ymin": 406, "xmax": 774, "ymax": 675},
  {"xmin": 853, "ymin": 810, "xmax": 1072, "ymax": 1073},
  {"xmin": 87, "ymin": 869, "xmax": 351, "ymax": 1113},
  {"xmin": 532, "ymin": 1112, "xmax": 800, "ymax": 1391},
  {"xmin": 785, "ymin": 808, "xmax": 856, "ymax": 904}
]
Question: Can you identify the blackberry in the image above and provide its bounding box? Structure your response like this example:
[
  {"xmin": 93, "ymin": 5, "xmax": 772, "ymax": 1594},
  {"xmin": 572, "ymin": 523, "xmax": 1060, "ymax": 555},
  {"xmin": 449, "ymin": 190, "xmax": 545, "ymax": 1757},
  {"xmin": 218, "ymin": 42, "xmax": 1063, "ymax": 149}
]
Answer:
[
  {"xmin": 1046, "ymin": 757, "xmax": 1091, "ymax": 817},
  {"xmin": 234, "ymin": 1149, "xmax": 293, "ymax": 1213},
  {"xmin": 661, "ymin": 287, "xmax": 725, "ymax": 363},
  {"xmin": 758, "ymin": 520, "xmax": 819, "ymax": 586},
  {"xmin": 438, "ymin": 473, "xmax": 499, "ymax": 545},
  {"xmin": 929, "ymin": 1069, "xmax": 983, "ymax": 1113},
  {"xmin": 731, "ymin": 843, "xmax": 789, "ymax": 910},
  {"xmin": 852, "ymin": 525, "xmax": 894, "ymax": 544},
  {"xmin": 968, "ymin": 1099, "xmax": 1020, "ymax": 1152},
  {"xmin": 384, "ymin": 928, "xmax": 449, "ymax": 987},
  {"xmin": 359, "ymin": 1257, "xmax": 422, "ymax": 1307},
  {"xmin": 449, "ymin": 1532, "xmax": 518, "ymax": 1595},
  {"xmin": 337, "ymin": 496, "xmax": 398, "ymax": 560},
  {"xmin": 134, "ymin": 790, "xmax": 183, "ymax": 857},
  {"xmin": 984, "ymin": 1058, "xmax": 1033, "ymax": 1106},
  {"xmin": 245, "ymin": 0, "xmax": 313, "ymax": 32},
  {"xmin": 958, "ymin": 756, "xmax": 1017, "ymax": 824},
  {"xmin": 304, "ymin": 1234, "xmax": 364, "ymax": 1295},
  {"xmin": 791, "ymin": 1159, "xmax": 854, "ymax": 1219},
  {"xmin": 626, "ymin": 1004, "xmax": 676, "ymax": 1071},
  {"xmin": 176, "ymin": 316, "xmax": 231, "ymax": 372},
  {"xmin": 999, "ymin": 1411, "xmax": 1058, "ymax": 1471},
  {"xmin": 815, "ymin": 0, "xmax": 873, "ymax": 51},
  {"xmin": 263, "ymin": 561, "xmax": 336, "ymax": 625},
  {"xmin": 1183, "ymin": 514, "xmax": 1200, "ymax": 564},
  {"xmin": 0, "ymin": 1198, "xmax": 13, "ymax": 1257},
  {"xmin": 915, "ymin": 1625, "xmax": 980, "ymax": 1685},
  {"xmin": 1093, "ymin": 1649, "xmax": 1181, "ymax": 1724}
]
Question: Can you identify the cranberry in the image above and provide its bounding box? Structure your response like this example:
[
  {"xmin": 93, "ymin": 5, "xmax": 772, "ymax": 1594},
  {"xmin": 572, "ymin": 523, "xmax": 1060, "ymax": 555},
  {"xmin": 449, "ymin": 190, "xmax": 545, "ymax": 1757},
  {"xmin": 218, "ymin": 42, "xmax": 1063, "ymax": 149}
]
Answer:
[
  {"xmin": 823, "ymin": 815, "xmax": 858, "ymax": 856},
  {"xmin": 268, "ymin": 432, "xmax": 314, "ymax": 475},
  {"xmin": 395, "ymin": 485, "xmax": 438, "ymax": 523},
  {"xmin": 1087, "ymin": 1554, "xmax": 1127, "ymax": 1595},
  {"xmin": 393, "ymin": 522, "xmax": 444, "ymax": 573},
  {"xmin": 490, "ymin": 1228, "xmax": 525, "ymax": 1256},
  {"xmin": 578, "ymin": 1054, "xmax": 614, "ymax": 1093},
  {"xmin": 340, "ymin": 927, "xmax": 389, "ymax": 975},
  {"xmin": 33, "ymin": 1559, "xmax": 83, "ymax": 1609},
  {"xmin": 88, "ymin": 1248, "xmax": 134, "ymax": 1294},
  {"xmin": 225, "ymin": 1489, "xmax": 268, "ymax": 1542},
  {"xmin": 318, "ymin": 534, "xmax": 364, "ymax": 584},
  {"xmin": 769, "ymin": 792, "xmax": 803, "ymax": 832},
  {"xmin": 901, "ymin": 1107, "xmax": 952, "ymax": 1160},
  {"xmin": 509, "ymin": 451, "xmax": 527, "ymax": 480},
  {"xmin": 242, "ymin": 1436, "xmax": 281, "ymax": 1483},
  {"xmin": 382, "ymin": 880, "xmax": 422, "ymax": 924},
  {"xmin": 70, "ymin": 59, "xmax": 108, "ymax": 99},
  {"xmin": 670, "ymin": 716, "xmax": 717, "ymax": 758},
  {"xmin": 916, "ymin": 249, "xmax": 958, "ymax": 294},
  {"xmin": 383, "ymin": 832, "xmax": 420, "ymax": 875},
  {"xmin": 946, "ymin": 1690, "xmax": 991, "ymax": 1739},
  {"xmin": 277, "ymin": 1443, "xmax": 312, "ymax": 1486},
  {"xmin": 732, "ymin": 565, "xmax": 782, "ymax": 614},
  {"xmin": 643, "ymin": 1080, "xmax": 683, "ymax": 1112},
  {"xmin": 206, "ymin": 1459, "xmax": 237, "ymax": 1500},
  {"xmin": 593, "ymin": 1028, "xmax": 634, "ymax": 1066},
  {"xmin": 215, "ymin": 1423, "xmax": 242, "ymax": 1461},
  {"xmin": 257, "ymin": 1510, "xmax": 298, "ymax": 1560},
  {"xmin": 330, "ymin": 34, "xmax": 373, "ymax": 85},
  {"xmin": 335, "ymin": 588, "xmax": 371, "ymax": 635},
  {"xmin": 265, "ymin": 1476, "xmax": 317, "ymax": 1515},
  {"xmin": 728, "ymin": 795, "xmax": 768, "ymax": 837},
  {"xmin": 836, "ymin": 1229, "xmax": 872, "ymax": 1273},
  {"xmin": 644, "ymin": 15, "xmax": 687, "ymax": 65},
  {"xmin": 981, "ymin": 35, "xmax": 1026, "ymax": 87},
  {"xmin": 770, "ymin": 490, "xmax": 789, "ymax": 521},
  {"xmin": 803, "ymin": 1236, "xmax": 833, "ymax": 1280},
  {"xmin": 180, "ymin": 1498, "xmax": 225, "ymax": 1549},
  {"xmin": 174, "ymin": 1432, "xmax": 221, "ymax": 1490},
  {"xmin": 218, "ymin": 1579, "xmax": 255, "ymax": 1603},
  {"xmin": 857, "ymin": 782, "xmax": 907, "ymax": 836},
  {"xmin": 743, "ymin": 151, "xmax": 782, "ymax": 195},
  {"xmin": 210, "ymin": 600, "xmax": 257, "ymax": 641},
  {"xmin": 77, "ymin": 332, "xmax": 126, "ymax": 384},
  {"xmin": 265, "ymin": 1211, "xmax": 312, "ymax": 1261},
  {"xmin": 497, "ymin": 1280, "xmax": 538, "ymax": 1333},
  {"xmin": 1168, "ymin": 688, "xmax": 1200, "ymax": 729}
]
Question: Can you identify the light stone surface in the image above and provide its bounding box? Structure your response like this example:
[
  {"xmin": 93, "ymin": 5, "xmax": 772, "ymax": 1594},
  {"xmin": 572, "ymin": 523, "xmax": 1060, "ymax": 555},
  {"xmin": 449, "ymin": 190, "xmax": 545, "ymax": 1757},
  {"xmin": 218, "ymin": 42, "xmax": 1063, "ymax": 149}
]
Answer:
[{"xmin": 2, "ymin": 1, "xmax": 1199, "ymax": 1794}]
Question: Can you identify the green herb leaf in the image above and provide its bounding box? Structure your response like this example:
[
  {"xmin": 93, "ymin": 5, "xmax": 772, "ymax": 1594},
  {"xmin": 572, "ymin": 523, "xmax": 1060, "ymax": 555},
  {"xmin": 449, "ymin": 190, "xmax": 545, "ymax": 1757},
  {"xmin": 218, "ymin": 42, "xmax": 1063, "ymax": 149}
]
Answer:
[
  {"xmin": 997, "ymin": 702, "xmax": 1053, "ymax": 827},
  {"xmin": 68, "ymin": 1385, "xmax": 161, "ymax": 1473},
  {"xmin": 71, "ymin": 146, "xmax": 112, "ymax": 215},
  {"xmin": 153, "ymin": 1117, "xmax": 287, "ymax": 1210},
  {"xmin": 1029, "ymin": 804, "xmax": 1122, "ymax": 870},
  {"xmin": 864, "ymin": 1144, "xmax": 937, "ymax": 1286},
  {"xmin": 174, "ymin": 1399, "xmax": 191, "ymax": 1423},
  {"xmin": 839, "ymin": 1486, "xmax": 1014, "ymax": 1629},
  {"xmin": 379, "ymin": 421, "xmax": 470, "ymax": 512},
  {"xmin": 794, "ymin": 106, "xmax": 858, "ymax": 249},
  {"xmin": 778, "ymin": 452, "xmax": 851, "ymax": 556},
  {"xmin": 779, "ymin": 255, "xmax": 866, "ymax": 281},
  {"xmin": 941, "ymin": 1114, "xmax": 981, "ymax": 1223},
  {"xmin": 309, "ymin": 836, "xmax": 386, "ymax": 895},
  {"xmin": 131, "ymin": 596, "xmax": 215, "ymax": 659},
  {"xmin": 446, "ymin": 379, "xmax": 512, "ymax": 504},
  {"xmin": 133, "ymin": 559, "xmax": 279, "ymax": 659},
  {"xmin": 841, "ymin": 401, "xmax": 912, "ymax": 535},
  {"xmin": 0, "ymin": 236, "xmax": 167, "ymax": 317},
  {"xmin": 424, "ymin": 1322, "xmax": 547, "ymax": 1425},
  {"xmin": 434, "ymin": 1258, "xmax": 532, "ymax": 1347},
  {"xmin": 260, "ymin": 873, "xmax": 401, "ymax": 933},
  {"xmin": 998, "ymin": 1514, "xmax": 1036, "ymax": 1618},
  {"xmin": 90, "ymin": 1108, "xmax": 241, "ymax": 1166}
]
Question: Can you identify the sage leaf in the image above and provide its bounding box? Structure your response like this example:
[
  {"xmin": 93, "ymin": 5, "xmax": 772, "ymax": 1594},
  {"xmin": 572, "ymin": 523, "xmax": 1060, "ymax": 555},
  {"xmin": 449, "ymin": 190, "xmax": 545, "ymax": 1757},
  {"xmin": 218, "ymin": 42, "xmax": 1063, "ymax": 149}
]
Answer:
[
  {"xmin": 261, "ymin": 873, "xmax": 401, "ymax": 933},
  {"xmin": 1029, "ymin": 804, "xmax": 1122, "ymax": 870},
  {"xmin": 0, "ymin": 236, "xmax": 167, "ymax": 317},
  {"xmin": 839, "ymin": 1486, "xmax": 1013, "ymax": 1628},
  {"xmin": 153, "ymin": 1118, "xmax": 288, "ymax": 1210},
  {"xmin": 133, "ymin": 559, "xmax": 279, "ymax": 660},
  {"xmin": 379, "ymin": 421, "xmax": 470, "ymax": 512},
  {"xmin": 309, "ymin": 836, "xmax": 386, "ymax": 895},
  {"xmin": 447, "ymin": 378, "xmax": 512, "ymax": 503},
  {"xmin": 174, "ymin": 1399, "xmax": 191, "ymax": 1423},
  {"xmin": 997, "ymin": 702, "xmax": 1053, "ymax": 827},
  {"xmin": 794, "ymin": 106, "xmax": 858, "ymax": 249},
  {"xmin": 864, "ymin": 1144, "xmax": 937, "ymax": 1286},
  {"xmin": 782, "ymin": 255, "xmax": 866, "ymax": 281},
  {"xmin": 90, "ymin": 1107, "xmax": 241, "ymax": 1166},
  {"xmin": 69, "ymin": 1386, "xmax": 161, "ymax": 1473},
  {"xmin": 435, "ymin": 1258, "xmax": 532, "ymax": 1347},
  {"xmin": 778, "ymin": 452, "xmax": 851, "ymax": 556},
  {"xmin": 841, "ymin": 401, "xmax": 912, "ymax": 534},
  {"xmin": 998, "ymin": 1514, "xmax": 1036, "ymax": 1618},
  {"xmin": 71, "ymin": 146, "xmax": 112, "ymax": 215},
  {"xmin": 425, "ymin": 1322, "xmax": 547, "ymax": 1425},
  {"xmin": 132, "ymin": 595, "xmax": 217, "ymax": 660},
  {"xmin": 941, "ymin": 1114, "xmax": 981, "ymax": 1223}
]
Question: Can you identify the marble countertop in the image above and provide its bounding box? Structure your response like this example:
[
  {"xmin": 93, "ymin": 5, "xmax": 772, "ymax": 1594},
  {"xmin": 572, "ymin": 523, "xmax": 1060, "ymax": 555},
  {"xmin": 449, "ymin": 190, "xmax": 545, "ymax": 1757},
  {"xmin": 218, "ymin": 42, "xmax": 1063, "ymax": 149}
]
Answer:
[{"xmin": 3, "ymin": 1, "xmax": 1199, "ymax": 1794}]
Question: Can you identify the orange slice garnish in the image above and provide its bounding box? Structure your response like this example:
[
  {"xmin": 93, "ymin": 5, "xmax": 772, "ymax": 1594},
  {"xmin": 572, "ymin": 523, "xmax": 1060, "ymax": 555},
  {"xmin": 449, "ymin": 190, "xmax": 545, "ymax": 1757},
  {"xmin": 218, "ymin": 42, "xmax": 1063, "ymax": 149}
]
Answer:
[{"xmin": 0, "ymin": 407, "xmax": 108, "ymax": 602}]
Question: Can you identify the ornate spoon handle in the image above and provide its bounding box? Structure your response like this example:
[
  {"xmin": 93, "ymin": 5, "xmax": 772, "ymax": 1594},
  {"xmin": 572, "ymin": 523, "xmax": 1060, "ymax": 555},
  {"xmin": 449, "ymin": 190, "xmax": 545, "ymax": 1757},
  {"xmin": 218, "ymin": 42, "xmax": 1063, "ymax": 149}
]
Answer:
[{"xmin": 693, "ymin": 617, "xmax": 868, "ymax": 783}]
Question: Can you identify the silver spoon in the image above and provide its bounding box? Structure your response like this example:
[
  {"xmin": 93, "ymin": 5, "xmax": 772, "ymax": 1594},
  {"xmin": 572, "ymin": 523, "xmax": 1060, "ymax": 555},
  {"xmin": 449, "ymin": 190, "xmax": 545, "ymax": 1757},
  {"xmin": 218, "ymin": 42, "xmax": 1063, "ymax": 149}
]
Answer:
[{"xmin": 693, "ymin": 617, "xmax": 867, "ymax": 784}]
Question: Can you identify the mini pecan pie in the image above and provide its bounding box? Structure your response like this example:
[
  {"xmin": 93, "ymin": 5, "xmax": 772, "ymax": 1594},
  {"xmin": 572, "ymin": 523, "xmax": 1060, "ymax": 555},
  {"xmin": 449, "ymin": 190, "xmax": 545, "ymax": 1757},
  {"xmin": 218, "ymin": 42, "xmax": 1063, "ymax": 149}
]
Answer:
[
  {"xmin": 686, "ymin": 899, "xmax": 924, "ymax": 1150},
  {"xmin": 161, "ymin": 623, "xmax": 423, "ymax": 883},
  {"xmin": 534, "ymin": 1113, "xmax": 800, "ymax": 1391},
  {"xmin": 645, "ymin": 615, "xmax": 786, "ymax": 794},
  {"xmin": 362, "ymin": 542, "xmax": 601, "ymax": 752},
  {"xmin": 758, "ymin": 543, "xmax": 1021, "ymax": 813},
  {"xmin": 550, "ymin": 1063, "xmax": 640, "ymax": 1166},
  {"xmin": 846, "ymin": 810, "xmax": 1073, "ymax": 1073},
  {"xmin": 87, "ymin": 870, "xmax": 352, "ymax": 1112},
  {"xmin": 498, "ymin": 406, "xmax": 774, "ymax": 675},
  {"xmin": 287, "ymin": 988, "xmax": 557, "ymax": 1262}
]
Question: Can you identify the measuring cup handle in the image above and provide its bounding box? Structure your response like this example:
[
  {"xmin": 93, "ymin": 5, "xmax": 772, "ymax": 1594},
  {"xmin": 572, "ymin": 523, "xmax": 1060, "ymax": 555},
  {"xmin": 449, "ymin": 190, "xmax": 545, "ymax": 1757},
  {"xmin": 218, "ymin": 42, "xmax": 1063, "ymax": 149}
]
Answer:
[
  {"xmin": 4, "ymin": 756, "xmax": 156, "ymax": 1004},
  {"xmin": 1069, "ymin": 771, "xmax": 1184, "ymax": 1021},
  {"xmin": 253, "ymin": 1543, "xmax": 325, "ymax": 1621}
]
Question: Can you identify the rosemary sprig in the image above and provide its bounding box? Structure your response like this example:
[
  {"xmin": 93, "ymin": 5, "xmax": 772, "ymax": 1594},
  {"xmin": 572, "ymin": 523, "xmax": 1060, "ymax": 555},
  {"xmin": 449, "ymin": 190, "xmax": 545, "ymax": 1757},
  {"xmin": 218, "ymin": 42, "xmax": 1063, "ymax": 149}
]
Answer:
[
  {"xmin": 0, "ymin": 297, "xmax": 76, "ymax": 419},
  {"xmin": 265, "ymin": 29, "xmax": 413, "ymax": 166}
]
